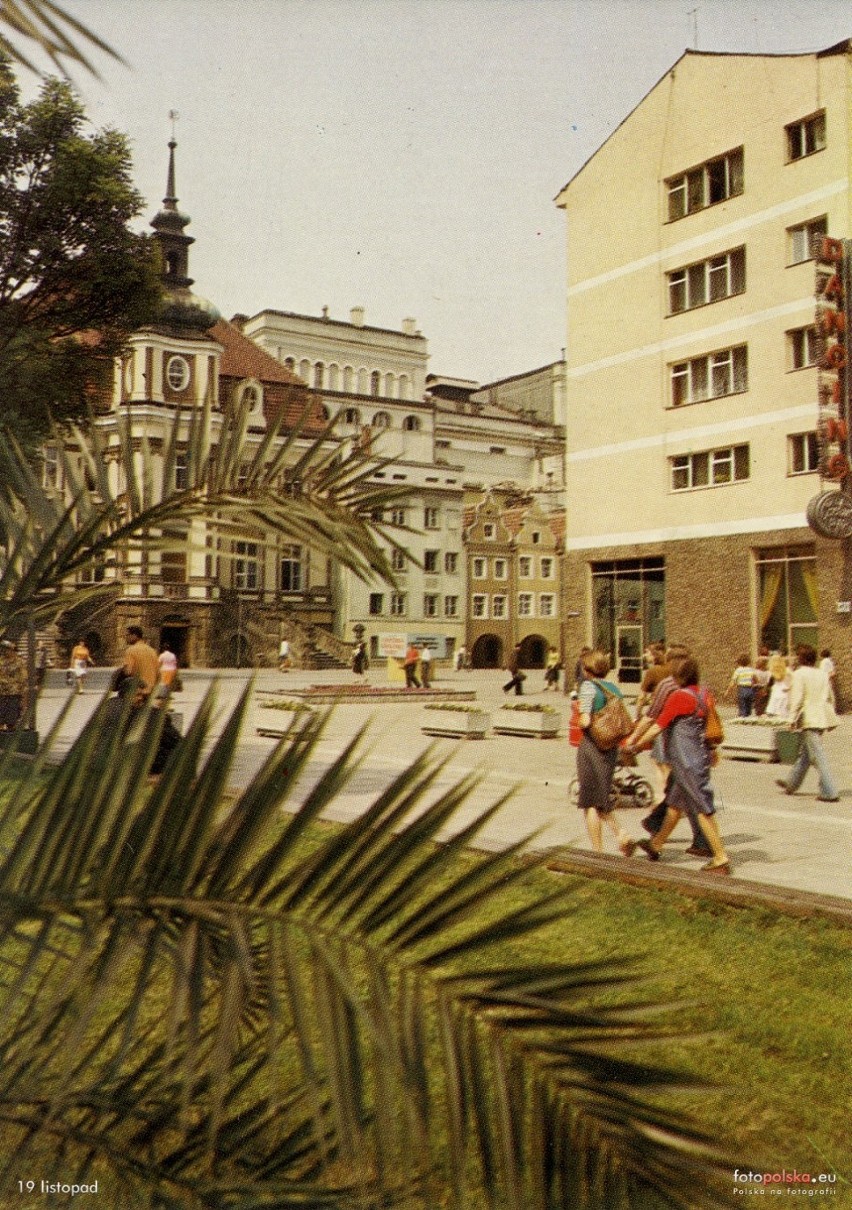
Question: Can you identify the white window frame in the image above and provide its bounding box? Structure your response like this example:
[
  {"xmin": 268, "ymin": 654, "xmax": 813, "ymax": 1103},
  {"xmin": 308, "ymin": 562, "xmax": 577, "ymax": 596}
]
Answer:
[
  {"xmin": 472, "ymin": 594, "xmax": 488, "ymax": 619},
  {"xmin": 390, "ymin": 592, "xmax": 407, "ymax": 616},
  {"xmin": 788, "ymin": 432, "xmax": 819, "ymax": 475},
  {"xmin": 667, "ymin": 247, "xmax": 745, "ymax": 314},
  {"xmin": 444, "ymin": 595, "xmax": 459, "ymax": 618},
  {"xmin": 492, "ymin": 594, "xmax": 507, "ymax": 619},
  {"xmin": 670, "ymin": 345, "xmax": 747, "ymax": 406},
  {"xmin": 787, "ymin": 326, "xmax": 819, "ymax": 371},
  {"xmin": 234, "ymin": 541, "xmax": 259, "ymax": 591},
  {"xmin": 444, "ymin": 552, "xmax": 458, "ymax": 575},
  {"xmin": 670, "ymin": 443, "xmax": 750, "ymax": 491},
  {"xmin": 424, "ymin": 507, "xmax": 440, "ymax": 530},
  {"xmin": 540, "ymin": 557, "xmax": 554, "ymax": 580},
  {"xmin": 483, "ymin": 523, "xmax": 496, "ymax": 540},
  {"xmin": 786, "ymin": 112, "xmax": 826, "ymax": 162},
  {"xmin": 424, "ymin": 593, "xmax": 439, "ymax": 618},
  {"xmin": 166, "ymin": 355, "xmax": 191, "ymax": 391},
  {"xmin": 539, "ymin": 593, "xmax": 556, "ymax": 617},
  {"xmin": 472, "ymin": 557, "xmax": 487, "ymax": 579},
  {"xmin": 390, "ymin": 506, "xmax": 406, "ymax": 526},
  {"xmin": 391, "ymin": 548, "xmax": 407, "ymax": 573},
  {"xmin": 493, "ymin": 558, "xmax": 508, "ymax": 580},
  {"xmin": 787, "ymin": 216, "xmax": 828, "ymax": 265},
  {"xmin": 424, "ymin": 549, "xmax": 440, "ymax": 573},
  {"xmin": 666, "ymin": 147, "xmax": 744, "ymax": 221},
  {"xmin": 518, "ymin": 556, "xmax": 533, "ymax": 578},
  {"xmin": 280, "ymin": 544, "xmax": 303, "ymax": 592},
  {"xmin": 518, "ymin": 592, "xmax": 534, "ymax": 618}
]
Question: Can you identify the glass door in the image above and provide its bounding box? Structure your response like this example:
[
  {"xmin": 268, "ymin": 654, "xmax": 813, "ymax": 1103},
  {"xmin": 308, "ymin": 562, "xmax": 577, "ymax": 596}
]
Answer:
[{"xmin": 616, "ymin": 624, "xmax": 643, "ymax": 682}]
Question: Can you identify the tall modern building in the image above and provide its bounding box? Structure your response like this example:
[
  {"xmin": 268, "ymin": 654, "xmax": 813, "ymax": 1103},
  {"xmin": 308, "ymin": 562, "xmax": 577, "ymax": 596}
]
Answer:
[{"xmin": 556, "ymin": 41, "xmax": 852, "ymax": 695}]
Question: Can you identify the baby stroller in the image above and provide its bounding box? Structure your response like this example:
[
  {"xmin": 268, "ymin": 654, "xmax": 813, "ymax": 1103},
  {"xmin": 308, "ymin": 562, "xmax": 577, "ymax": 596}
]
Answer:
[{"xmin": 569, "ymin": 747, "xmax": 654, "ymax": 809}]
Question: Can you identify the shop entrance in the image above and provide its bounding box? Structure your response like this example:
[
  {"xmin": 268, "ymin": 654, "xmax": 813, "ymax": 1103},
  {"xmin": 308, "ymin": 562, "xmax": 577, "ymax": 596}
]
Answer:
[
  {"xmin": 471, "ymin": 634, "xmax": 503, "ymax": 669},
  {"xmin": 615, "ymin": 625, "xmax": 643, "ymax": 683}
]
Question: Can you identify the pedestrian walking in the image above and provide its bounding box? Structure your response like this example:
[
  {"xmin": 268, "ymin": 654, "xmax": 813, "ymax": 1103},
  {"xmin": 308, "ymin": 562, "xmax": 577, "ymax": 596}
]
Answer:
[
  {"xmin": 157, "ymin": 644, "xmax": 179, "ymax": 699},
  {"xmin": 420, "ymin": 644, "xmax": 433, "ymax": 689},
  {"xmin": 727, "ymin": 653, "xmax": 758, "ymax": 717},
  {"xmin": 776, "ymin": 645, "xmax": 840, "ymax": 802},
  {"xmin": 403, "ymin": 642, "xmax": 421, "ymax": 689},
  {"xmin": 278, "ymin": 638, "xmax": 292, "ymax": 672},
  {"xmin": 69, "ymin": 638, "xmax": 93, "ymax": 694},
  {"xmin": 543, "ymin": 646, "xmax": 561, "ymax": 691},
  {"xmin": 351, "ymin": 640, "xmax": 368, "ymax": 678},
  {"xmin": 627, "ymin": 657, "xmax": 730, "ymax": 874},
  {"xmin": 503, "ymin": 644, "xmax": 525, "ymax": 695},
  {"xmin": 574, "ymin": 649, "xmax": 637, "ymax": 857},
  {"xmin": 120, "ymin": 626, "xmax": 159, "ymax": 705},
  {"xmin": 454, "ymin": 645, "xmax": 467, "ymax": 672},
  {"xmin": 819, "ymin": 648, "xmax": 837, "ymax": 709}
]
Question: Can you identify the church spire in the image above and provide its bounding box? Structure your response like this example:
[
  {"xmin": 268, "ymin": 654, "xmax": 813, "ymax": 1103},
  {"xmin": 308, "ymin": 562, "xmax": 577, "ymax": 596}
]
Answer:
[{"xmin": 149, "ymin": 119, "xmax": 220, "ymax": 334}]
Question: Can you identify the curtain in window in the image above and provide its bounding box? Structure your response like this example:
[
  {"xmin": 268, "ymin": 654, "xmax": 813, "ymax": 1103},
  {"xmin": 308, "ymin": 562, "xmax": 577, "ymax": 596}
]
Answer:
[
  {"xmin": 759, "ymin": 566, "xmax": 783, "ymax": 630},
  {"xmin": 799, "ymin": 562, "xmax": 819, "ymax": 620}
]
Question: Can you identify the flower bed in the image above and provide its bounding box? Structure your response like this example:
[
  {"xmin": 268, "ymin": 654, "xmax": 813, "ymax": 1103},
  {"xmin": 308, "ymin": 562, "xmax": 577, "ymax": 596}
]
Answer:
[{"xmin": 492, "ymin": 704, "xmax": 559, "ymax": 738}]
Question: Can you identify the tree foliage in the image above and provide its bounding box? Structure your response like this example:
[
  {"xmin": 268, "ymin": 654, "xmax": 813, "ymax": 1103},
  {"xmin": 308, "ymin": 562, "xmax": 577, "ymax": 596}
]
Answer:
[{"xmin": 0, "ymin": 58, "xmax": 161, "ymax": 451}]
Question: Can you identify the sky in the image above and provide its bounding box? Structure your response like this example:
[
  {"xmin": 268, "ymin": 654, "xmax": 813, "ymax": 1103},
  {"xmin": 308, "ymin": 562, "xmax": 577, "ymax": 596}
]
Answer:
[{"xmin": 17, "ymin": 0, "xmax": 852, "ymax": 384}]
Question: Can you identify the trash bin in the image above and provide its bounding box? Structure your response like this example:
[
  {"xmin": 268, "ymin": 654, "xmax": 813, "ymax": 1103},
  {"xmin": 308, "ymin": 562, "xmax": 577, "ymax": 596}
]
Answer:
[{"xmin": 775, "ymin": 729, "xmax": 802, "ymax": 764}]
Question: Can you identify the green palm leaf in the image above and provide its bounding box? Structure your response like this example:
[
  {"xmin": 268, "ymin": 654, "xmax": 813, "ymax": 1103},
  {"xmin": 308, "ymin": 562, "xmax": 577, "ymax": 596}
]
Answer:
[{"xmin": 0, "ymin": 693, "xmax": 738, "ymax": 1208}]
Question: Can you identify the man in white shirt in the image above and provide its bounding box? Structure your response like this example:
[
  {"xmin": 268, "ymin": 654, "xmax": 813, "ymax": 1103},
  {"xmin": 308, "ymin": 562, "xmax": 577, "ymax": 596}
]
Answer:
[
  {"xmin": 419, "ymin": 645, "xmax": 433, "ymax": 689},
  {"xmin": 776, "ymin": 645, "xmax": 839, "ymax": 802}
]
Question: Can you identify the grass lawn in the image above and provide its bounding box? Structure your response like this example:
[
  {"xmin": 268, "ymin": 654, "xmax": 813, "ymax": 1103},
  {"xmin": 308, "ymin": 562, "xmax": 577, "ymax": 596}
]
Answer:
[{"xmin": 0, "ymin": 766, "xmax": 849, "ymax": 1208}]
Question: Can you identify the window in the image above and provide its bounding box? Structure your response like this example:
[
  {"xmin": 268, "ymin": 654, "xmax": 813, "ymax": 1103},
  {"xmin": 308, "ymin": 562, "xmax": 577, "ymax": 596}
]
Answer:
[
  {"xmin": 436, "ymin": 439, "xmax": 451, "ymax": 450},
  {"xmin": 670, "ymin": 345, "xmax": 748, "ymax": 406},
  {"xmin": 539, "ymin": 593, "xmax": 556, "ymax": 617},
  {"xmin": 755, "ymin": 545, "xmax": 818, "ymax": 652},
  {"xmin": 519, "ymin": 556, "xmax": 532, "ymax": 578},
  {"xmin": 666, "ymin": 147, "xmax": 743, "ymax": 221},
  {"xmin": 390, "ymin": 507, "xmax": 406, "ymax": 526},
  {"xmin": 403, "ymin": 415, "xmax": 421, "ymax": 432},
  {"xmin": 787, "ymin": 326, "xmax": 819, "ymax": 370},
  {"xmin": 667, "ymin": 247, "xmax": 745, "ymax": 313},
  {"xmin": 370, "ymin": 370, "xmax": 381, "ymax": 396},
  {"xmin": 280, "ymin": 545, "xmax": 303, "ymax": 591},
  {"xmin": 789, "ymin": 432, "xmax": 819, "ymax": 475},
  {"xmin": 424, "ymin": 550, "xmax": 439, "ymax": 573},
  {"xmin": 472, "ymin": 557, "xmax": 486, "ymax": 579},
  {"xmin": 444, "ymin": 552, "xmax": 458, "ymax": 575},
  {"xmin": 161, "ymin": 550, "xmax": 186, "ymax": 584},
  {"xmin": 234, "ymin": 541, "xmax": 259, "ymax": 590},
  {"xmin": 492, "ymin": 594, "xmax": 507, "ymax": 619},
  {"xmin": 483, "ymin": 523, "xmax": 496, "ymax": 540},
  {"xmin": 444, "ymin": 595, "xmax": 459, "ymax": 617},
  {"xmin": 787, "ymin": 216, "xmax": 828, "ymax": 265},
  {"xmin": 166, "ymin": 355, "xmax": 190, "ymax": 391},
  {"xmin": 424, "ymin": 593, "xmax": 439, "ymax": 617},
  {"xmin": 390, "ymin": 593, "xmax": 407, "ymax": 616},
  {"xmin": 343, "ymin": 407, "xmax": 361, "ymax": 425},
  {"xmin": 518, "ymin": 593, "xmax": 534, "ymax": 618},
  {"xmin": 493, "ymin": 558, "xmax": 508, "ymax": 580},
  {"xmin": 424, "ymin": 507, "xmax": 439, "ymax": 529},
  {"xmin": 670, "ymin": 444, "xmax": 750, "ymax": 490},
  {"xmin": 786, "ymin": 112, "xmax": 825, "ymax": 162},
  {"xmin": 540, "ymin": 557, "xmax": 554, "ymax": 579},
  {"xmin": 369, "ymin": 593, "xmax": 384, "ymax": 615},
  {"xmin": 313, "ymin": 363, "xmax": 324, "ymax": 389},
  {"xmin": 472, "ymin": 594, "xmax": 488, "ymax": 618},
  {"xmin": 489, "ymin": 445, "xmax": 506, "ymax": 455},
  {"xmin": 372, "ymin": 411, "xmax": 391, "ymax": 429},
  {"xmin": 532, "ymin": 532, "xmax": 541, "ymax": 545},
  {"xmin": 175, "ymin": 451, "xmax": 189, "ymax": 491},
  {"xmin": 391, "ymin": 549, "xmax": 406, "ymax": 573}
]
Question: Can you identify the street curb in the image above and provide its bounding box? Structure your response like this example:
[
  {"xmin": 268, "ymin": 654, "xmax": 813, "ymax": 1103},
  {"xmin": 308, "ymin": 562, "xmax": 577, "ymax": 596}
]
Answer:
[{"xmin": 540, "ymin": 849, "xmax": 852, "ymax": 927}]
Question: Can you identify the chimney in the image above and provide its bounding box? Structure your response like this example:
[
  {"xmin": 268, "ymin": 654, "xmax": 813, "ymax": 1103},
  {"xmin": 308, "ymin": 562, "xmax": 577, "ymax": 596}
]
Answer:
[
  {"xmin": 401, "ymin": 317, "xmax": 417, "ymax": 336},
  {"xmin": 350, "ymin": 306, "xmax": 365, "ymax": 327}
]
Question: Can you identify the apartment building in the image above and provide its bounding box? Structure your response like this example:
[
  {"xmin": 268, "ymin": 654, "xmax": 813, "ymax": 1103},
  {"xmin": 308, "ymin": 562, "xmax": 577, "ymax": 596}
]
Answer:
[{"xmin": 556, "ymin": 41, "xmax": 852, "ymax": 693}]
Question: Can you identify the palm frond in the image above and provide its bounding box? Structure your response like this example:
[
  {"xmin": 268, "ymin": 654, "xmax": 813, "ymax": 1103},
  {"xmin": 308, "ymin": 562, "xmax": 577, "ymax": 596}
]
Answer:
[
  {"xmin": 0, "ymin": 0, "xmax": 123, "ymax": 78},
  {"xmin": 0, "ymin": 692, "xmax": 738, "ymax": 1207}
]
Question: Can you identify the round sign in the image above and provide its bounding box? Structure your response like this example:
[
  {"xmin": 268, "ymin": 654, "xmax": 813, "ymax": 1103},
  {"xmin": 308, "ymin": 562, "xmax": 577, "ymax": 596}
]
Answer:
[{"xmin": 806, "ymin": 490, "xmax": 852, "ymax": 539}]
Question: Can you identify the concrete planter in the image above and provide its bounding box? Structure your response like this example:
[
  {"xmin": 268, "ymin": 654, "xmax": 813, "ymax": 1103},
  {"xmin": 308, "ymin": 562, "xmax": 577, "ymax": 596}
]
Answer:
[
  {"xmin": 720, "ymin": 721, "xmax": 779, "ymax": 762},
  {"xmin": 492, "ymin": 709, "xmax": 559, "ymax": 738},
  {"xmin": 421, "ymin": 709, "xmax": 489, "ymax": 739}
]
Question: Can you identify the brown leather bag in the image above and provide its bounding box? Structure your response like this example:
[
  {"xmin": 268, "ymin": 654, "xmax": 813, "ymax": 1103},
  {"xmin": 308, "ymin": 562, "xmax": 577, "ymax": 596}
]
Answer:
[{"xmin": 587, "ymin": 681, "xmax": 634, "ymax": 751}]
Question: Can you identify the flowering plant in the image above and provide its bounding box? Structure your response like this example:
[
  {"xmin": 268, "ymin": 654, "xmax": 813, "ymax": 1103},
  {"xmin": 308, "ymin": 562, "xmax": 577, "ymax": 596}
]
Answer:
[
  {"xmin": 425, "ymin": 703, "xmax": 487, "ymax": 714},
  {"xmin": 499, "ymin": 703, "xmax": 558, "ymax": 714}
]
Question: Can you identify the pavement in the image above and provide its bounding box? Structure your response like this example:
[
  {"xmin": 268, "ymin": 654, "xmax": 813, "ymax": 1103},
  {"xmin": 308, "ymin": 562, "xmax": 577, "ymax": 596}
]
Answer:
[{"xmin": 31, "ymin": 665, "xmax": 852, "ymax": 906}]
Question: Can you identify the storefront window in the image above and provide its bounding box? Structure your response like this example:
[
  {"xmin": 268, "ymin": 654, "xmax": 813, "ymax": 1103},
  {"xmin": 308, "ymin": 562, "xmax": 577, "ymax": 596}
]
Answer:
[
  {"xmin": 590, "ymin": 558, "xmax": 665, "ymax": 680},
  {"xmin": 756, "ymin": 545, "xmax": 817, "ymax": 653}
]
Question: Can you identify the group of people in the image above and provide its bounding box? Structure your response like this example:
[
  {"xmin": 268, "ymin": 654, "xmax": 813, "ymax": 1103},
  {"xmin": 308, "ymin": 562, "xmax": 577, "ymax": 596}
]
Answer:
[
  {"xmin": 573, "ymin": 643, "xmax": 730, "ymax": 873},
  {"xmin": 573, "ymin": 638, "xmax": 842, "ymax": 872},
  {"xmin": 726, "ymin": 647, "xmax": 837, "ymax": 719},
  {"xmin": 403, "ymin": 642, "xmax": 432, "ymax": 688}
]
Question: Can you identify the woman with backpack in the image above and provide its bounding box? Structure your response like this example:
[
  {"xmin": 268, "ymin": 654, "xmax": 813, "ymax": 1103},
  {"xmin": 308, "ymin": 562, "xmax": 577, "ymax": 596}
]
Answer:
[
  {"xmin": 575, "ymin": 649, "xmax": 637, "ymax": 857},
  {"xmin": 626, "ymin": 656, "xmax": 730, "ymax": 874}
]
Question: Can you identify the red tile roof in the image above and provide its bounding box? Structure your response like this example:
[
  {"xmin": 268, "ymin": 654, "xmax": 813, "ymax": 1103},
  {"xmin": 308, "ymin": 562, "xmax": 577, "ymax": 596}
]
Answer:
[{"xmin": 211, "ymin": 319, "xmax": 307, "ymax": 386}]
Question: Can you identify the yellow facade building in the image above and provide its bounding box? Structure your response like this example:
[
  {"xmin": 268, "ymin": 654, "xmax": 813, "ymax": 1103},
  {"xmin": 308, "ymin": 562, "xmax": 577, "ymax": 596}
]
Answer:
[{"xmin": 556, "ymin": 41, "xmax": 852, "ymax": 698}]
